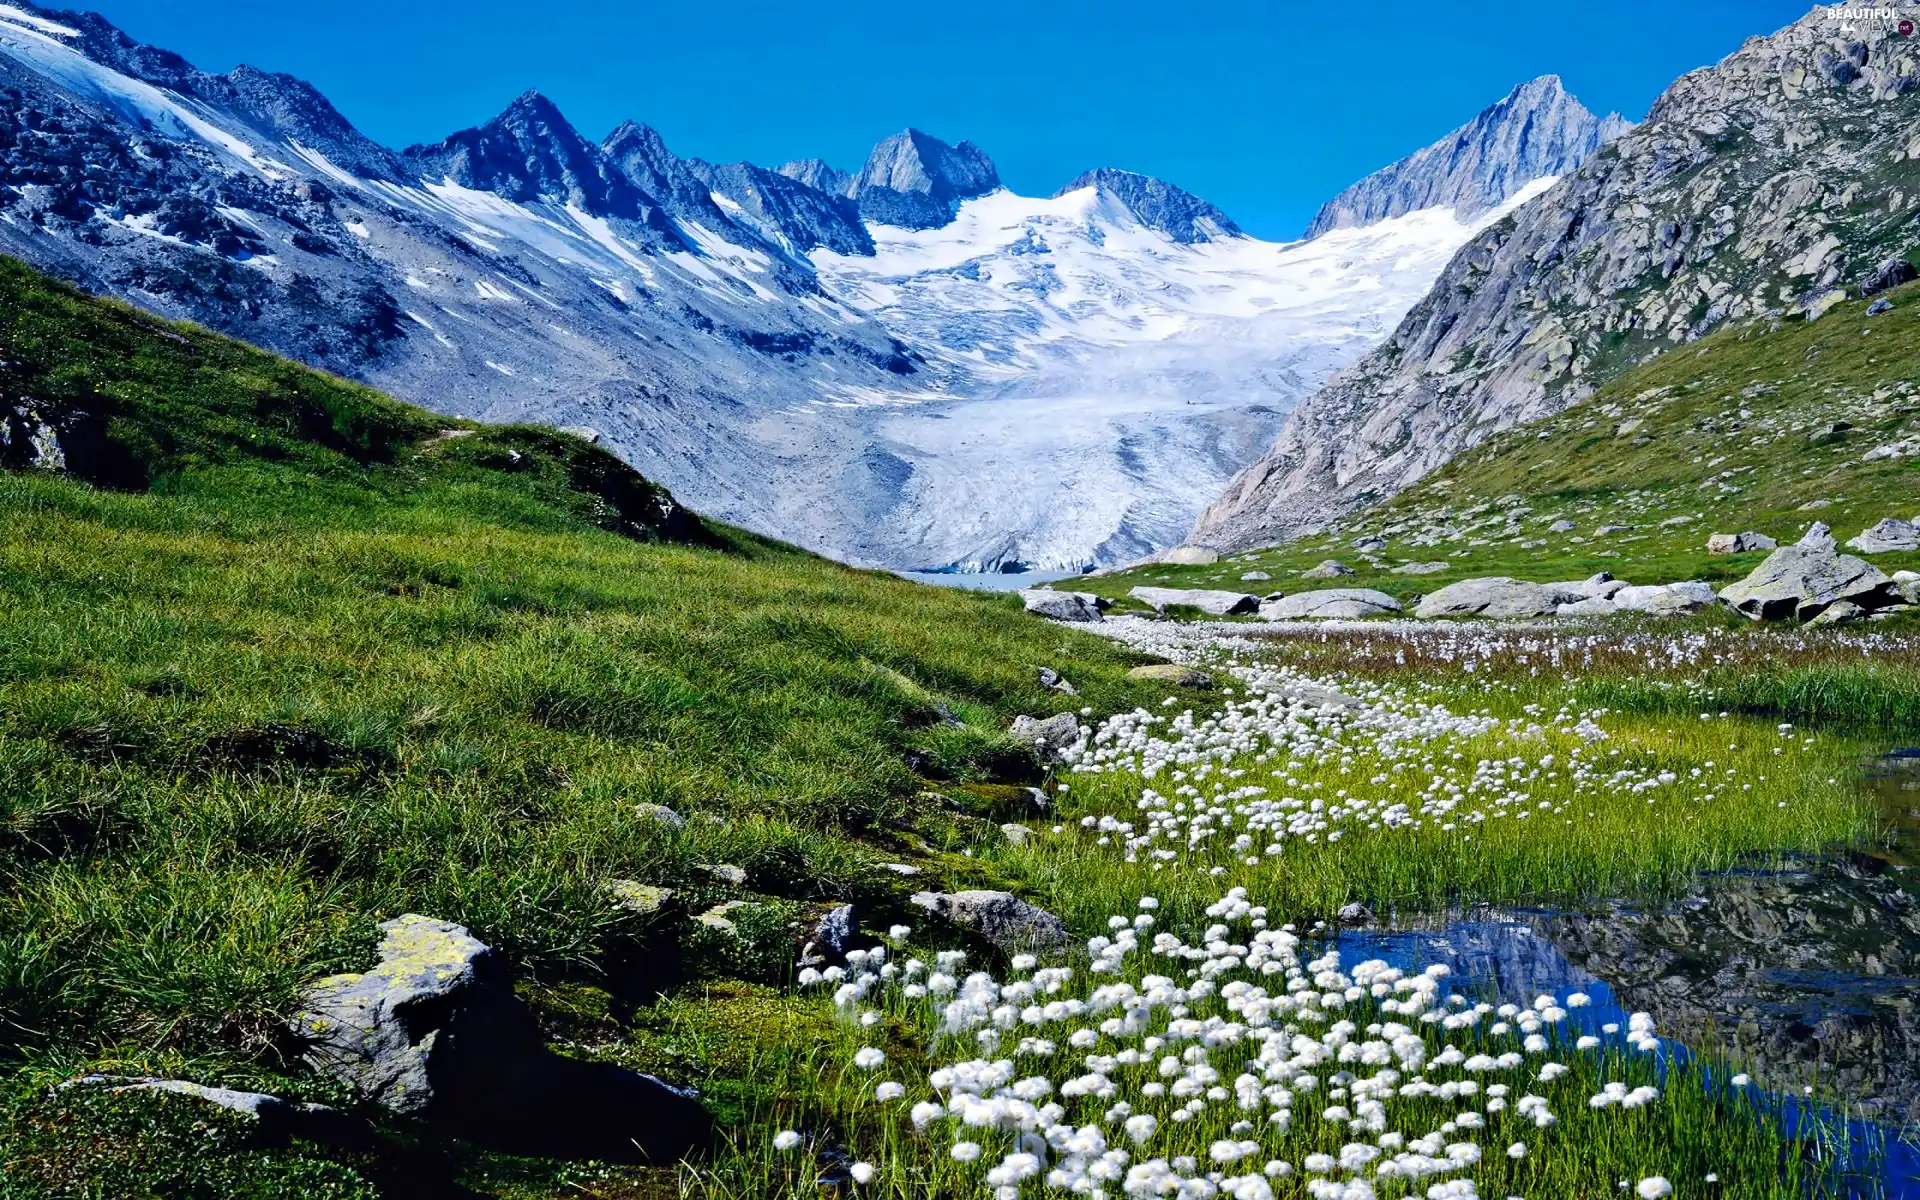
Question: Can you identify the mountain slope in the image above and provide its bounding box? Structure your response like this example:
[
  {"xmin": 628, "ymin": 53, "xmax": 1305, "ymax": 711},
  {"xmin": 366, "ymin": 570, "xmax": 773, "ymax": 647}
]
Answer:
[
  {"xmin": 1194, "ymin": 5, "xmax": 1920, "ymax": 552},
  {"xmin": 1305, "ymin": 75, "xmax": 1630, "ymax": 237}
]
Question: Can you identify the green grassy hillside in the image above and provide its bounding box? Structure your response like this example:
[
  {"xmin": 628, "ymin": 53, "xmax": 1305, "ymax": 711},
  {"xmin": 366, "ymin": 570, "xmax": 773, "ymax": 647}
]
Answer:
[
  {"xmin": 0, "ymin": 257, "xmax": 1162, "ymax": 1194},
  {"xmin": 1088, "ymin": 285, "xmax": 1920, "ymax": 606}
]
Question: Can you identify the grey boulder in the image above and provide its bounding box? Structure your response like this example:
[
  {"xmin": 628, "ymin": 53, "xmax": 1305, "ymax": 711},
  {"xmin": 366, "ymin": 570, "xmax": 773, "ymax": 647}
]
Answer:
[
  {"xmin": 1414, "ymin": 577, "xmax": 1559, "ymax": 619},
  {"xmin": 1555, "ymin": 596, "xmax": 1617, "ymax": 616},
  {"xmin": 1706, "ymin": 531, "xmax": 1777, "ymax": 555},
  {"xmin": 1128, "ymin": 586, "xmax": 1260, "ymax": 616},
  {"xmin": 1010, "ymin": 712, "xmax": 1082, "ymax": 763},
  {"xmin": 1020, "ymin": 589, "xmax": 1103, "ymax": 622},
  {"xmin": 1391, "ymin": 561, "xmax": 1449, "ymax": 575},
  {"xmin": 1259, "ymin": 588, "xmax": 1403, "ymax": 620},
  {"xmin": 1718, "ymin": 541, "xmax": 1893, "ymax": 622},
  {"xmin": 1160, "ymin": 546, "xmax": 1219, "ymax": 565},
  {"xmin": 1301, "ymin": 559, "xmax": 1355, "ymax": 579},
  {"xmin": 908, "ymin": 890, "xmax": 1070, "ymax": 952},
  {"xmin": 295, "ymin": 914, "xmax": 708, "ymax": 1161},
  {"xmin": 1612, "ymin": 582, "xmax": 1718, "ymax": 616},
  {"xmin": 1846, "ymin": 519, "xmax": 1920, "ymax": 555}
]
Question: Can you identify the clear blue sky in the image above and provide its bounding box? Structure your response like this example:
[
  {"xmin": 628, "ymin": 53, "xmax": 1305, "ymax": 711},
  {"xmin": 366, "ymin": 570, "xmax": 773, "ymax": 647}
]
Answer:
[{"xmin": 87, "ymin": 0, "xmax": 1810, "ymax": 239}]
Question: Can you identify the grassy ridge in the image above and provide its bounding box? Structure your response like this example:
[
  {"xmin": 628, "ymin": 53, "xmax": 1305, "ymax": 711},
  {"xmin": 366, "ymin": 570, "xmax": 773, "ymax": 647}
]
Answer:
[{"xmin": 1085, "ymin": 285, "xmax": 1920, "ymax": 607}]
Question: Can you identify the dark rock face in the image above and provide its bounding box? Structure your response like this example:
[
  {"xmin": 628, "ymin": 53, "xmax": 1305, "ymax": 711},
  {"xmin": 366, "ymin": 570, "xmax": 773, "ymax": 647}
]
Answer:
[
  {"xmin": 691, "ymin": 158, "xmax": 874, "ymax": 256},
  {"xmin": 1195, "ymin": 12, "xmax": 1920, "ymax": 550},
  {"xmin": 1305, "ymin": 76, "xmax": 1628, "ymax": 237},
  {"xmin": 405, "ymin": 92, "xmax": 657, "ymax": 225},
  {"xmin": 1054, "ymin": 168, "xmax": 1241, "ymax": 244},
  {"xmin": 848, "ymin": 129, "xmax": 1000, "ymax": 229},
  {"xmin": 295, "ymin": 915, "xmax": 710, "ymax": 1162}
]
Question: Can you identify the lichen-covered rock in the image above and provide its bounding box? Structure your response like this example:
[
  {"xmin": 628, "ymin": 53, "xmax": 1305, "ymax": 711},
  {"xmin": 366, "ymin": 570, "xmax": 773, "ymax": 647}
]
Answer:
[
  {"xmin": 908, "ymin": 890, "xmax": 1070, "ymax": 952},
  {"xmin": 1259, "ymin": 588, "xmax": 1402, "ymax": 620},
  {"xmin": 295, "ymin": 914, "xmax": 708, "ymax": 1161},
  {"xmin": 1126, "ymin": 664, "xmax": 1214, "ymax": 688}
]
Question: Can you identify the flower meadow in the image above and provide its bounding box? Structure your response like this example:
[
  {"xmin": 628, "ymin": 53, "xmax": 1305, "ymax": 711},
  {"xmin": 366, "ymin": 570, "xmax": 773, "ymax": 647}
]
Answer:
[
  {"xmin": 707, "ymin": 895, "xmax": 1822, "ymax": 1199},
  {"xmin": 683, "ymin": 620, "xmax": 1890, "ymax": 1198}
]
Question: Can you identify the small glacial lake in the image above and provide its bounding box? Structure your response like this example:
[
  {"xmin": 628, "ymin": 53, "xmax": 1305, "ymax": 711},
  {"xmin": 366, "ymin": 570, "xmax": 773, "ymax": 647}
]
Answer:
[{"xmin": 1339, "ymin": 751, "xmax": 1920, "ymax": 1197}]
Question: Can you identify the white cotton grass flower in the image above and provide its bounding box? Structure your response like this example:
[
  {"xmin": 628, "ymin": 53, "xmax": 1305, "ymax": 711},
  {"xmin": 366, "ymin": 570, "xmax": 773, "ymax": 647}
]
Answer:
[
  {"xmin": 848, "ymin": 1161, "xmax": 875, "ymax": 1184},
  {"xmin": 1637, "ymin": 1179, "xmax": 1674, "ymax": 1199},
  {"xmin": 772, "ymin": 1129, "xmax": 801, "ymax": 1151},
  {"xmin": 873, "ymin": 1081, "xmax": 905, "ymax": 1102},
  {"xmin": 852, "ymin": 1046, "xmax": 885, "ymax": 1070},
  {"xmin": 950, "ymin": 1141, "xmax": 981, "ymax": 1163}
]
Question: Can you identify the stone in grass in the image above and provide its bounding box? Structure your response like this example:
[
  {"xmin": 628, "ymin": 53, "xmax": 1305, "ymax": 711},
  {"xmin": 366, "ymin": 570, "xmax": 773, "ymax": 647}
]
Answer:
[
  {"xmin": 1259, "ymin": 588, "xmax": 1402, "ymax": 620},
  {"xmin": 1846, "ymin": 519, "xmax": 1920, "ymax": 555},
  {"xmin": 1127, "ymin": 664, "xmax": 1214, "ymax": 688},
  {"xmin": 1019, "ymin": 589, "xmax": 1102, "ymax": 623},
  {"xmin": 1037, "ymin": 666, "xmax": 1077, "ymax": 694},
  {"xmin": 295, "ymin": 914, "xmax": 709, "ymax": 1161},
  {"xmin": 1127, "ymin": 586, "xmax": 1260, "ymax": 616},
  {"xmin": 1555, "ymin": 596, "xmax": 1617, "ymax": 616},
  {"xmin": 1414, "ymin": 578, "xmax": 1560, "ymax": 619},
  {"xmin": 1239, "ymin": 571, "xmax": 1272, "ymax": 582},
  {"xmin": 605, "ymin": 880, "xmax": 674, "ymax": 918},
  {"xmin": 1707, "ymin": 532, "xmax": 1777, "ymax": 555},
  {"xmin": 1612, "ymin": 582, "xmax": 1718, "ymax": 616},
  {"xmin": 908, "ymin": 890, "xmax": 1070, "ymax": 952},
  {"xmin": 1301, "ymin": 559, "xmax": 1355, "ymax": 579},
  {"xmin": 634, "ymin": 803, "xmax": 686, "ymax": 829},
  {"xmin": 698, "ymin": 863, "xmax": 748, "ymax": 886},
  {"xmin": 60, "ymin": 1075, "xmax": 362, "ymax": 1147},
  {"xmin": 1392, "ymin": 561, "xmax": 1449, "ymax": 575},
  {"xmin": 1807, "ymin": 600, "xmax": 1868, "ymax": 627},
  {"xmin": 1335, "ymin": 903, "xmax": 1373, "ymax": 926},
  {"xmin": 1000, "ymin": 823, "xmax": 1033, "ymax": 846},
  {"xmin": 1160, "ymin": 545, "xmax": 1218, "ymax": 565},
  {"xmin": 1010, "ymin": 712, "xmax": 1081, "ymax": 763},
  {"xmin": 1548, "ymin": 519, "xmax": 1577, "ymax": 533}
]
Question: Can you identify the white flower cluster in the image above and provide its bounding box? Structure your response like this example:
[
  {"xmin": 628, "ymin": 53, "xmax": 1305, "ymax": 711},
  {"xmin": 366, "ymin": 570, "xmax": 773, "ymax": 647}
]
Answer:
[{"xmin": 798, "ymin": 888, "xmax": 1680, "ymax": 1198}]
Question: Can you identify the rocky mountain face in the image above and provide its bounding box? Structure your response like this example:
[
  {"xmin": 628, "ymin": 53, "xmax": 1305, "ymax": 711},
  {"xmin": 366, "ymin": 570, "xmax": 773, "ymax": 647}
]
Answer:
[
  {"xmin": 1306, "ymin": 75, "xmax": 1629, "ymax": 237},
  {"xmin": 0, "ymin": 0, "xmax": 1576, "ymax": 571},
  {"xmin": 845, "ymin": 128, "xmax": 1001, "ymax": 230},
  {"xmin": 1053, "ymin": 169, "xmax": 1241, "ymax": 244},
  {"xmin": 1194, "ymin": 6, "xmax": 1920, "ymax": 552}
]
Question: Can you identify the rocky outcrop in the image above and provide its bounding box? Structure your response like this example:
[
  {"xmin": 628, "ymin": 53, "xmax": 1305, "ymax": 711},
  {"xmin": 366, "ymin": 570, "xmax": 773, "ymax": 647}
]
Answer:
[
  {"xmin": 1719, "ymin": 527, "xmax": 1895, "ymax": 620},
  {"xmin": 1195, "ymin": 9, "xmax": 1920, "ymax": 550},
  {"xmin": 907, "ymin": 890, "xmax": 1070, "ymax": 953},
  {"xmin": 846, "ymin": 129, "xmax": 1000, "ymax": 229},
  {"xmin": 1306, "ymin": 75, "xmax": 1628, "ymax": 236},
  {"xmin": 1020, "ymin": 589, "xmax": 1103, "ymax": 622},
  {"xmin": 1259, "ymin": 588, "xmax": 1402, "ymax": 620},
  {"xmin": 1128, "ymin": 587, "xmax": 1260, "ymax": 615},
  {"xmin": 295, "ymin": 915, "xmax": 708, "ymax": 1161},
  {"xmin": 1847, "ymin": 517, "xmax": 1920, "ymax": 554}
]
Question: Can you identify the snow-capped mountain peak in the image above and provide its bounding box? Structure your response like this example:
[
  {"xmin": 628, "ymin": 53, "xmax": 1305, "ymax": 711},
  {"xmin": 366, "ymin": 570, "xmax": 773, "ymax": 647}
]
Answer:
[{"xmin": 1053, "ymin": 168, "xmax": 1241, "ymax": 245}]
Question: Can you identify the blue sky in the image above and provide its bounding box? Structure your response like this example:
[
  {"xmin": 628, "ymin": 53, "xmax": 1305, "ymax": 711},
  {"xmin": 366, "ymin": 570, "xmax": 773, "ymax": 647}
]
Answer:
[{"xmin": 88, "ymin": 0, "xmax": 1810, "ymax": 239}]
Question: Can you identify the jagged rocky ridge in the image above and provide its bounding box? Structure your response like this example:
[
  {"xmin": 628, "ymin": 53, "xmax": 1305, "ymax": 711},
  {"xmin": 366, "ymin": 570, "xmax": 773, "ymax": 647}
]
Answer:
[
  {"xmin": 1305, "ymin": 75, "xmax": 1630, "ymax": 237},
  {"xmin": 0, "ymin": 0, "xmax": 1598, "ymax": 570},
  {"xmin": 1194, "ymin": 5, "xmax": 1920, "ymax": 552}
]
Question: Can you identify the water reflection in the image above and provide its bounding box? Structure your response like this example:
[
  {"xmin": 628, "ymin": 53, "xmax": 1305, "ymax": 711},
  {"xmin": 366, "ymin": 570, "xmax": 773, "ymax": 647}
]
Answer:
[{"xmin": 1340, "ymin": 752, "xmax": 1920, "ymax": 1192}]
